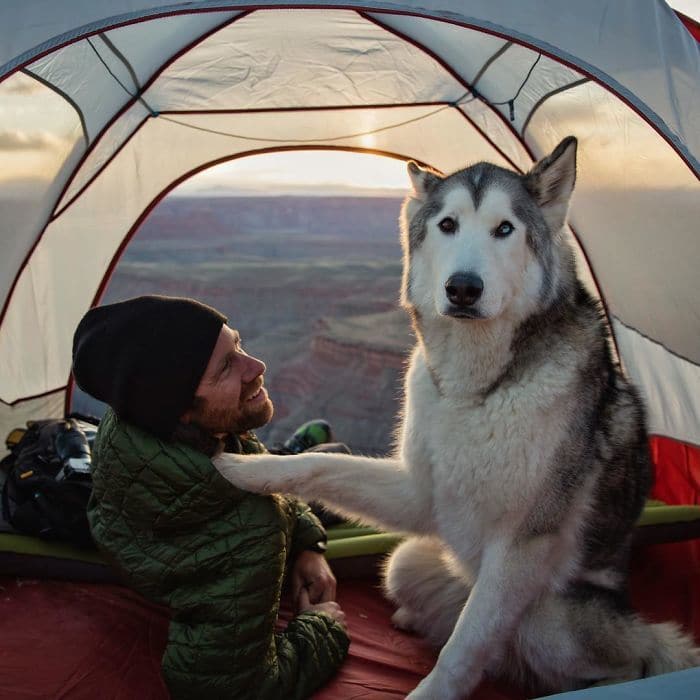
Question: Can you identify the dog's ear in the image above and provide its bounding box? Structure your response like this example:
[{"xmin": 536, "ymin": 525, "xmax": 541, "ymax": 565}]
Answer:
[
  {"xmin": 525, "ymin": 136, "xmax": 577, "ymax": 232},
  {"xmin": 407, "ymin": 161, "xmax": 442, "ymax": 200}
]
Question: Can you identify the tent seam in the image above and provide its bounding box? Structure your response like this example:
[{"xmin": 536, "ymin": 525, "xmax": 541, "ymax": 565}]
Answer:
[
  {"xmin": 612, "ymin": 317, "xmax": 699, "ymax": 369},
  {"xmin": 50, "ymin": 11, "xmax": 245, "ymax": 221},
  {"xmin": 521, "ymin": 78, "xmax": 590, "ymax": 136},
  {"xmin": 52, "ymin": 102, "xmax": 443, "ymax": 221},
  {"xmin": 0, "ymin": 386, "xmax": 67, "ymax": 408},
  {"xmin": 359, "ymin": 11, "xmax": 541, "ymax": 163},
  {"xmin": 470, "ymin": 41, "xmax": 513, "ymax": 91},
  {"xmin": 87, "ymin": 37, "xmax": 159, "ymax": 117},
  {"xmin": 157, "ymin": 101, "xmax": 465, "ymax": 143},
  {"xmin": 98, "ymin": 34, "xmax": 143, "ymax": 95},
  {"xmin": 20, "ymin": 68, "xmax": 89, "ymax": 146}
]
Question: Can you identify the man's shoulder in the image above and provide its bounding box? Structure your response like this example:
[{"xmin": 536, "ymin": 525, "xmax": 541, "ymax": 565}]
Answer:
[
  {"xmin": 96, "ymin": 408, "xmax": 165, "ymax": 460},
  {"xmin": 95, "ymin": 408, "xmax": 213, "ymax": 481}
]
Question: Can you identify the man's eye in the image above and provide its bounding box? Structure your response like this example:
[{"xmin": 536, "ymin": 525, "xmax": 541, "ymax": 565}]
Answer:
[
  {"xmin": 438, "ymin": 217, "xmax": 457, "ymax": 234},
  {"xmin": 494, "ymin": 220, "xmax": 515, "ymax": 238}
]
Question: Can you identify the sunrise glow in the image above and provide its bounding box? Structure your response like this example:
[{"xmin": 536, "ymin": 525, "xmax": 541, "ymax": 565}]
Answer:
[{"xmin": 175, "ymin": 149, "xmax": 412, "ymax": 196}]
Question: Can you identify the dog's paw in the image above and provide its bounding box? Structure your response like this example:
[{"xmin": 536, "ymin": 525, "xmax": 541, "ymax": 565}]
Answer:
[
  {"xmin": 406, "ymin": 679, "xmax": 440, "ymax": 700},
  {"xmin": 212, "ymin": 451, "xmax": 244, "ymax": 471},
  {"xmin": 407, "ymin": 668, "xmax": 463, "ymax": 700},
  {"xmin": 212, "ymin": 453, "xmax": 272, "ymax": 494},
  {"xmin": 391, "ymin": 606, "xmax": 416, "ymax": 632}
]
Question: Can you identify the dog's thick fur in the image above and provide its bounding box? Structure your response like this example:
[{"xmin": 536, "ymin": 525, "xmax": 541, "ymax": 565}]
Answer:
[{"xmin": 214, "ymin": 138, "xmax": 699, "ymax": 698}]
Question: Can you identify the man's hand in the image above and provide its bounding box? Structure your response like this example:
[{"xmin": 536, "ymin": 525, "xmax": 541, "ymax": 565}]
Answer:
[
  {"xmin": 297, "ymin": 587, "xmax": 347, "ymax": 631},
  {"xmin": 291, "ymin": 550, "xmax": 337, "ymax": 611}
]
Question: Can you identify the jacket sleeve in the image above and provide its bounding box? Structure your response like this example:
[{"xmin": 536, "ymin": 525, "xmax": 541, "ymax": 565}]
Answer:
[
  {"xmin": 160, "ymin": 503, "xmax": 348, "ymax": 700},
  {"xmin": 288, "ymin": 497, "xmax": 328, "ymax": 560},
  {"xmin": 240, "ymin": 433, "xmax": 329, "ymax": 558},
  {"xmin": 236, "ymin": 433, "xmax": 329, "ymax": 559}
]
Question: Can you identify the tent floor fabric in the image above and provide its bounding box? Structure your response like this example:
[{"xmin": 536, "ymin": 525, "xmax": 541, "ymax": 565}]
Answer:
[{"xmin": 1, "ymin": 541, "xmax": 699, "ymax": 699}]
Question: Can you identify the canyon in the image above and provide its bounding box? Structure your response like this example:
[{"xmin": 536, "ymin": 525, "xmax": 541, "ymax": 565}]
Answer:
[{"xmin": 73, "ymin": 195, "xmax": 414, "ymax": 455}]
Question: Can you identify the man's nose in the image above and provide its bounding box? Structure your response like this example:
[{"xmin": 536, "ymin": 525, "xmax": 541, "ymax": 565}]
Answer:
[{"xmin": 243, "ymin": 354, "xmax": 266, "ymax": 381}]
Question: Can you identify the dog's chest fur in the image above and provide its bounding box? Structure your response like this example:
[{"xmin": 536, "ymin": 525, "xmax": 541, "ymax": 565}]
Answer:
[{"xmin": 403, "ymin": 333, "xmax": 576, "ymax": 561}]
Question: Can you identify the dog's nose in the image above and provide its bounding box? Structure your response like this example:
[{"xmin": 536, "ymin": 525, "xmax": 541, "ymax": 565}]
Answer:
[{"xmin": 445, "ymin": 273, "xmax": 484, "ymax": 307}]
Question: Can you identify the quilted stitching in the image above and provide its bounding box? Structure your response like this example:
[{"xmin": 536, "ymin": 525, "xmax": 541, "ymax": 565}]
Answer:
[{"xmin": 87, "ymin": 409, "xmax": 349, "ymax": 699}]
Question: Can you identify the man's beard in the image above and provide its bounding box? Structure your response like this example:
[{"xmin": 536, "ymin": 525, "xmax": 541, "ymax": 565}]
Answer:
[{"xmin": 190, "ymin": 388, "xmax": 274, "ymax": 435}]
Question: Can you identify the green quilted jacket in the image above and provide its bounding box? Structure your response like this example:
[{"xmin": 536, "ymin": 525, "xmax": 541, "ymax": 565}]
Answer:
[{"xmin": 87, "ymin": 409, "xmax": 349, "ymax": 699}]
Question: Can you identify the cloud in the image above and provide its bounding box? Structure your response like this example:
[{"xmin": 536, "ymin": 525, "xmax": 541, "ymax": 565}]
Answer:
[
  {"xmin": 1, "ymin": 72, "xmax": 43, "ymax": 95},
  {"xmin": 0, "ymin": 130, "xmax": 61, "ymax": 151}
]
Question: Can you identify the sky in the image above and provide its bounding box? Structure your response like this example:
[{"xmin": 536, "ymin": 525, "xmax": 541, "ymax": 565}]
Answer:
[
  {"xmin": 175, "ymin": 150, "xmax": 411, "ymax": 196},
  {"xmin": 0, "ymin": 72, "xmax": 79, "ymax": 188}
]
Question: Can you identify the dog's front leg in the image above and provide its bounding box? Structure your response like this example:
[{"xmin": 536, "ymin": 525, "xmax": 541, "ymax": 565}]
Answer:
[
  {"xmin": 214, "ymin": 451, "xmax": 433, "ymax": 534},
  {"xmin": 407, "ymin": 535, "xmax": 558, "ymax": 700}
]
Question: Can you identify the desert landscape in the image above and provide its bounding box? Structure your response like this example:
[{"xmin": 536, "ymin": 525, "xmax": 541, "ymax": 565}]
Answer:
[{"xmin": 73, "ymin": 194, "xmax": 414, "ymax": 455}]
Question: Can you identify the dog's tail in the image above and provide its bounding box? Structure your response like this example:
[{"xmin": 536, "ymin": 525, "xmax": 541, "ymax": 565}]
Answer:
[{"xmin": 643, "ymin": 622, "xmax": 700, "ymax": 676}]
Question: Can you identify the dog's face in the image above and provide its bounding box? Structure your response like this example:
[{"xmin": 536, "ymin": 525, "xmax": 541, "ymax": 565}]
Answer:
[{"xmin": 400, "ymin": 137, "xmax": 577, "ymax": 323}]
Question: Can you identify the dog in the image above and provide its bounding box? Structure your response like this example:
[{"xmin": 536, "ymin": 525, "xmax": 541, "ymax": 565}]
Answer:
[{"xmin": 214, "ymin": 137, "xmax": 700, "ymax": 699}]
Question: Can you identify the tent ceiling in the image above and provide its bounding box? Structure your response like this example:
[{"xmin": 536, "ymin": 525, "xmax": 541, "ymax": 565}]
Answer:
[
  {"xmin": 2, "ymin": 1, "xmax": 698, "ymax": 169},
  {"xmin": 0, "ymin": 1, "xmax": 698, "ymax": 447},
  {"xmin": 148, "ymin": 11, "xmax": 468, "ymax": 110}
]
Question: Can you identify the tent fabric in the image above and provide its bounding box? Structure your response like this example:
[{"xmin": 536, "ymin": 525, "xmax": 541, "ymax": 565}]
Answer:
[
  {"xmin": 0, "ymin": 7, "xmax": 698, "ymax": 698},
  {"xmin": 0, "ymin": 2, "xmax": 698, "ymax": 463},
  {"xmin": 533, "ymin": 668, "xmax": 700, "ymax": 700},
  {"xmin": 0, "ymin": 576, "xmax": 446, "ymax": 700},
  {"xmin": 1, "ymin": 535, "xmax": 698, "ymax": 700},
  {"xmin": 614, "ymin": 321, "xmax": 700, "ymax": 446},
  {"xmin": 1, "ymin": 2, "xmax": 699, "ymax": 166},
  {"xmin": 650, "ymin": 435, "xmax": 700, "ymax": 509}
]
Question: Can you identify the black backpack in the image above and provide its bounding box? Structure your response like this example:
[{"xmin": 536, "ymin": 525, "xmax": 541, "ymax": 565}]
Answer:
[{"xmin": 1, "ymin": 417, "xmax": 98, "ymax": 549}]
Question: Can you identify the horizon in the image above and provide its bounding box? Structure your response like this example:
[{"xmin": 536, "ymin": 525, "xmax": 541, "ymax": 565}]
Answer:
[
  {"xmin": 170, "ymin": 184, "xmax": 407, "ymax": 198},
  {"xmin": 174, "ymin": 150, "xmax": 412, "ymax": 196}
]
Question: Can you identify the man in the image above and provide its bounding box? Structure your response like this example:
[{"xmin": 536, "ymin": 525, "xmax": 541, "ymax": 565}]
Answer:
[{"xmin": 71, "ymin": 294, "xmax": 349, "ymax": 700}]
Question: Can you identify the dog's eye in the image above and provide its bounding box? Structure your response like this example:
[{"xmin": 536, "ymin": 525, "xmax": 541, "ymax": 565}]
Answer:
[
  {"xmin": 438, "ymin": 217, "xmax": 457, "ymax": 234},
  {"xmin": 494, "ymin": 221, "xmax": 514, "ymax": 238}
]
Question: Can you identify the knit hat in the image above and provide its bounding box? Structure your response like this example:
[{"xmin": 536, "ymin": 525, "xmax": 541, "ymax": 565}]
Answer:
[{"xmin": 72, "ymin": 295, "xmax": 226, "ymax": 439}]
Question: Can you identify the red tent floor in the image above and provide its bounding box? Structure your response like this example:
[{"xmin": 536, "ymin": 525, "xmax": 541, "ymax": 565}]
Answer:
[
  {"xmin": 0, "ymin": 573, "xmax": 515, "ymax": 700},
  {"xmin": 0, "ymin": 541, "xmax": 698, "ymax": 699}
]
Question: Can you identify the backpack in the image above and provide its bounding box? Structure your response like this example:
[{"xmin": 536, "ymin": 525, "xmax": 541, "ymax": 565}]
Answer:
[{"xmin": 1, "ymin": 416, "xmax": 98, "ymax": 549}]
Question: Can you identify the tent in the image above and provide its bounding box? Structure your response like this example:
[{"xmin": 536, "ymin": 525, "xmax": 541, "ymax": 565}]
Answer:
[
  {"xmin": 1, "ymin": 1, "xmax": 699, "ymax": 450},
  {"xmin": 1, "ymin": 1, "xmax": 699, "ymax": 698}
]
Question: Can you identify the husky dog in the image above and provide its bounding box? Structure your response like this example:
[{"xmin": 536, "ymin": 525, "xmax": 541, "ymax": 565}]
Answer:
[{"xmin": 214, "ymin": 137, "xmax": 699, "ymax": 699}]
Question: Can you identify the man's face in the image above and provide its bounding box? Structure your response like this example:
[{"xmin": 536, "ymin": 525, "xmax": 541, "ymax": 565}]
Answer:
[{"xmin": 182, "ymin": 325, "xmax": 274, "ymax": 435}]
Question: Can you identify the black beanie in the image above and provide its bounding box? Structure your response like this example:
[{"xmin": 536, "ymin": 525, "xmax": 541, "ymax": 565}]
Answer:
[{"xmin": 72, "ymin": 295, "xmax": 226, "ymax": 439}]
